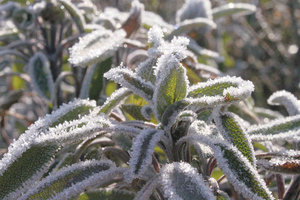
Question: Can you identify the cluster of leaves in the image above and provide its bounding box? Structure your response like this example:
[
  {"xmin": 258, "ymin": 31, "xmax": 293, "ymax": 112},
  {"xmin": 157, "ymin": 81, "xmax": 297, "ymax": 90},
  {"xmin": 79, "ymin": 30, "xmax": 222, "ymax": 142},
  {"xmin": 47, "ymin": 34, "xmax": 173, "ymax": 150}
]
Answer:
[{"xmin": 0, "ymin": 0, "xmax": 300, "ymax": 200}]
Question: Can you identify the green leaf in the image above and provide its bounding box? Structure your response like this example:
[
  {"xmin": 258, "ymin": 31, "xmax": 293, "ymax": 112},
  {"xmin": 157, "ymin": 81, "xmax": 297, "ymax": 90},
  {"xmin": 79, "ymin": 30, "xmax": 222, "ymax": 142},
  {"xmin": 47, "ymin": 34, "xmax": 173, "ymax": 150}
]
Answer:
[
  {"xmin": 215, "ymin": 112, "xmax": 255, "ymax": 165},
  {"xmin": 69, "ymin": 28, "xmax": 126, "ymax": 66},
  {"xmin": 127, "ymin": 129, "xmax": 164, "ymax": 181},
  {"xmin": 212, "ymin": 3, "xmax": 256, "ymax": 20},
  {"xmin": 99, "ymin": 88, "xmax": 132, "ymax": 114},
  {"xmin": 22, "ymin": 160, "xmax": 119, "ymax": 199},
  {"xmin": 213, "ymin": 142, "xmax": 274, "ymax": 200},
  {"xmin": 59, "ymin": 0, "xmax": 85, "ymax": 33},
  {"xmin": 122, "ymin": 103, "xmax": 148, "ymax": 121},
  {"xmin": 187, "ymin": 76, "xmax": 254, "ymax": 106},
  {"xmin": 78, "ymin": 189, "xmax": 135, "ymax": 200},
  {"xmin": 135, "ymin": 57, "xmax": 157, "ymax": 85},
  {"xmin": 80, "ymin": 57, "xmax": 112, "ymax": 100},
  {"xmin": 177, "ymin": 132, "xmax": 274, "ymax": 200},
  {"xmin": 28, "ymin": 52, "xmax": 54, "ymax": 102},
  {"xmin": 159, "ymin": 162, "xmax": 215, "ymax": 200},
  {"xmin": 0, "ymin": 145, "xmax": 59, "ymax": 199},
  {"xmin": 104, "ymin": 67, "xmax": 154, "ymax": 102},
  {"xmin": 248, "ymin": 114, "xmax": 300, "ymax": 142},
  {"xmin": 154, "ymin": 63, "xmax": 188, "ymax": 122},
  {"xmin": 0, "ymin": 99, "xmax": 96, "ymax": 199}
]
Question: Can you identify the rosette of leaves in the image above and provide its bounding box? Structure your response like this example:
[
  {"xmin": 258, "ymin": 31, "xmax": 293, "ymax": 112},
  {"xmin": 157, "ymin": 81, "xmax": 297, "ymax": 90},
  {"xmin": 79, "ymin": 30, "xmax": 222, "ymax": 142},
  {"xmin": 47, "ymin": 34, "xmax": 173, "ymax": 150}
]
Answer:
[{"xmin": 1, "ymin": 3, "xmax": 300, "ymax": 200}]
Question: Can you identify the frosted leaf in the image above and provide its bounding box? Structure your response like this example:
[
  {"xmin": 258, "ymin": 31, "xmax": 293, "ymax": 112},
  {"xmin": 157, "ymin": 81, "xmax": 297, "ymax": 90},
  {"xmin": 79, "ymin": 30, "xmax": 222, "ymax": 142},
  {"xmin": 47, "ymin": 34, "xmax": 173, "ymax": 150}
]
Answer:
[
  {"xmin": 159, "ymin": 162, "xmax": 215, "ymax": 200},
  {"xmin": 212, "ymin": 3, "xmax": 257, "ymax": 20},
  {"xmin": 142, "ymin": 11, "xmax": 173, "ymax": 31},
  {"xmin": 248, "ymin": 114, "xmax": 300, "ymax": 142},
  {"xmin": 79, "ymin": 58, "xmax": 112, "ymax": 100},
  {"xmin": 253, "ymin": 107, "xmax": 284, "ymax": 120},
  {"xmin": 59, "ymin": 0, "xmax": 86, "ymax": 33},
  {"xmin": 176, "ymin": 134, "xmax": 274, "ymax": 200},
  {"xmin": 126, "ymin": 129, "xmax": 164, "ymax": 182},
  {"xmin": 188, "ymin": 38, "xmax": 224, "ymax": 62},
  {"xmin": 134, "ymin": 175, "xmax": 160, "ymax": 200},
  {"xmin": 176, "ymin": 0, "xmax": 213, "ymax": 23},
  {"xmin": 257, "ymin": 158, "xmax": 300, "ymax": 174},
  {"xmin": 104, "ymin": 66, "xmax": 154, "ymax": 102},
  {"xmin": 267, "ymin": 90, "xmax": 300, "ymax": 116},
  {"xmin": 78, "ymin": 188, "xmax": 136, "ymax": 200},
  {"xmin": 20, "ymin": 160, "xmax": 120, "ymax": 200},
  {"xmin": 27, "ymin": 52, "xmax": 54, "ymax": 102},
  {"xmin": 187, "ymin": 76, "xmax": 254, "ymax": 106},
  {"xmin": 99, "ymin": 88, "xmax": 132, "ymax": 114},
  {"xmin": 69, "ymin": 28, "xmax": 126, "ymax": 66},
  {"xmin": 141, "ymin": 105, "xmax": 153, "ymax": 121},
  {"xmin": 214, "ymin": 112, "xmax": 255, "ymax": 166},
  {"xmin": 147, "ymin": 25, "xmax": 165, "ymax": 57},
  {"xmin": 0, "ymin": 99, "xmax": 96, "ymax": 199},
  {"xmin": 153, "ymin": 63, "xmax": 188, "ymax": 122},
  {"xmin": 168, "ymin": 18, "xmax": 216, "ymax": 38},
  {"xmin": 135, "ymin": 57, "xmax": 157, "ymax": 84},
  {"xmin": 122, "ymin": 104, "xmax": 148, "ymax": 121}
]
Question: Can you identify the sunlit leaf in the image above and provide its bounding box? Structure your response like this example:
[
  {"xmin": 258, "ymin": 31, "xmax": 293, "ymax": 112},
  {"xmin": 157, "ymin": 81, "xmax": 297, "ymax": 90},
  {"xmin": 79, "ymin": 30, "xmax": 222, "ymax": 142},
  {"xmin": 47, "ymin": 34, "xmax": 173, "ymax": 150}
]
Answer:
[
  {"xmin": 99, "ymin": 88, "xmax": 132, "ymax": 115},
  {"xmin": 159, "ymin": 162, "xmax": 215, "ymax": 200},
  {"xmin": 69, "ymin": 28, "xmax": 126, "ymax": 66},
  {"xmin": 122, "ymin": 103, "xmax": 148, "ymax": 121},
  {"xmin": 154, "ymin": 63, "xmax": 188, "ymax": 122},
  {"xmin": 187, "ymin": 76, "xmax": 254, "ymax": 106},
  {"xmin": 27, "ymin": 52, "xmax": 54, "ymax": 102},
  {"xmin": 248, "ymin": 114, "xmax": 300, "ymax": 142},
  {"xmin": 212, "ymin": 3, "xmax": 257, "ymax": 20},
  {"xmin": 214, "ymin": 112, "xmax": 255, "ymax": 165},
  {"xmin": 104, "ymin": 66, "xmax": 154, "ymax": 102}
]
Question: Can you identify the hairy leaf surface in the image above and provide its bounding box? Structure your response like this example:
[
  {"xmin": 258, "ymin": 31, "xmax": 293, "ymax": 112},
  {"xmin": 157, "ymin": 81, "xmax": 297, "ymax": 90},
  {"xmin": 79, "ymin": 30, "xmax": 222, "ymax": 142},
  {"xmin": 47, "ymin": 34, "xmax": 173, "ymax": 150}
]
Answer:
[
  {"xmin": 160, "ymin": 162, "xmax": 215, "ymax": 200},
  {"xmin": 104, "ymin": 67, "xmax": 154, "ymax": 102},
  {"xmin": 99, "ymin": 88, "xmax": 132, "ymax": 114},
  {"xmin": 214, "ymin": 112, "xmax": 255, "ymax": 165},
  {"xmin": 248, "ymin": 114, "xmax": 300, "ymax": 141},
  {"xmin": 126, "ymin": 129, "xmax": 164, "ymax": 181},
  {"xmin": 69, "ymin": 28, "xmax": 126, "ymax": 66},
  {"xmin": 0, "ymin": 99, "xmax": 96, "ymax": 199},
  {"xmin": 154, "ymin": 63, "xmax": 188, "ymax": 121},
  {"xmin": 20, "ymin": 160, "xmax": 119, "ymax": 200}
]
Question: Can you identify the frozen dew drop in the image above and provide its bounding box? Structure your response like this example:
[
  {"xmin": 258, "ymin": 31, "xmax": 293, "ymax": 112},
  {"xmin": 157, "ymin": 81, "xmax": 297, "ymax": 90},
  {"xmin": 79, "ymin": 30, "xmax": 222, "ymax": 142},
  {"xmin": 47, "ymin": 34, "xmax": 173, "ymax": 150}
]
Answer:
[{"xmin": 288, "ymin": 44, "xmax": 298, "ymax": 55}]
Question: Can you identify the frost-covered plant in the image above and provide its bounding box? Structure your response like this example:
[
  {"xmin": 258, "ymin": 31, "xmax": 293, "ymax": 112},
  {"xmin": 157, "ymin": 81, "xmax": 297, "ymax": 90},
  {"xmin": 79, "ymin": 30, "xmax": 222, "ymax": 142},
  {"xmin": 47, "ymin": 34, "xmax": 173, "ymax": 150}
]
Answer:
[
  {"xmin": 1, "ymin": 1, "xmax": 300, "ymax": 200},
  {"xmin": 1, "ymin": 24, "xmax": 300, "ymax": 199}
]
